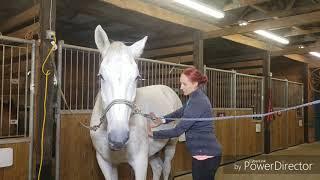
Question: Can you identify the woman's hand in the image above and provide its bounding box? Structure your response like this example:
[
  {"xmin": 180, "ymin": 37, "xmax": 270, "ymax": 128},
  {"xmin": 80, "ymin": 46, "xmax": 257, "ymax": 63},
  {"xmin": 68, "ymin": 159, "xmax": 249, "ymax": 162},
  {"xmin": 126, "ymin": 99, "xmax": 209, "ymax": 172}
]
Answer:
[{"xmin": 149, "ymin": 112, "xmax": 163, "ymax": 128}]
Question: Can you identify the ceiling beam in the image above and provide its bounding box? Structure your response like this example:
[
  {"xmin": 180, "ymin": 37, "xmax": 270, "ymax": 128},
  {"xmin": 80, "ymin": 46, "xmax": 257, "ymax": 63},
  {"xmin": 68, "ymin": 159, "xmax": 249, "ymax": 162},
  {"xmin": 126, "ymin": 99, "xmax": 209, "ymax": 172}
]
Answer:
[
  {"xmin": 222, "ymin": 35, "xmax": 281, "ymax": 51},
  {"xmin": 143, "ymin": 44, "xmax": 193, "ymax": 58},
  {"xmin": 224, "ymin": 0, "xmax": 269, "ymax": 11},
  {"xmin": 235, "ymin": 68, "xmax": 262, "ymax": 75},
  {"xmin": 271, "ymin": 42, "xmax": 320, "ymax": 56},
  {"xmin": 284, "ymin": 28, "xmax": 320, "ymax": 37},
  {"xmin": 284, "ymin": 54, "xmax": 320, "ymax": 67},
  {"xmin": 147, "ymin": 35, "xmax": 193, "ymax": 50},
  {"xmin": 264, "ymin": 3, "xmax": 320, "ymax": 18},
  {"xmin": 99, "ymin": 0, "xmax": 319, "ymax": 66},
  {"xmin": 207, "ymin": 53, "xmax": 265, "ymax": 64},
  {"xmin": 0, "ymin": 4, "xmax": 40, "ymax": 33},
  {"xmin": 6, "ymin": 22, "xmax": 40, "ymax": 39},
  {"xmin": 100, "ymin": 0, "xmax": 219, "ymax": 32},
  {"xmin": 98, "ymin": 0, "xmax": 280, "ymax": 51},
  {"xmin": 203, "ymin": 11, "xmax": 320, "ymax": 39},
  {"xmin": 214, "ymin": 59, "xmax": 263, "ymax": 69},
  {"xmin": 156, "ymin": 55, "xmax": 193, "ymax": 64}
]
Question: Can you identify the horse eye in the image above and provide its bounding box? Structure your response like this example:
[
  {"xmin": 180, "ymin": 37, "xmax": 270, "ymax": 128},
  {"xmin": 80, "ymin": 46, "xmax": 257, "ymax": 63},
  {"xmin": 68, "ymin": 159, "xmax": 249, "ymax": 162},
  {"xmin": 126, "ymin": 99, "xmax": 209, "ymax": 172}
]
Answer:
[{"xmin": 97, "ymin": 73, "xmax": 104, "ymax": 80}]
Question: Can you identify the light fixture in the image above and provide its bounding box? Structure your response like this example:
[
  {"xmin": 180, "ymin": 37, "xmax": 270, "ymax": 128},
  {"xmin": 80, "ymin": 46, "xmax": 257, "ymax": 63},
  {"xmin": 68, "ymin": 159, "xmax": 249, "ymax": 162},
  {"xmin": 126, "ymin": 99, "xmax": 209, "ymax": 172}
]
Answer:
[
  {"xmin": 174, "ymin": 0, "xmax": 224, "ymax": 19},
  {"xmin": 238, "ymin": 20, "xmax": 248, "ymax": 26},
  {"xmin": 309, "ymin": 52, "xmax": 320, "ymax": 58},
  {"xmin": 298, "ymin": 45, "xmax": 305, "ymax": 49},
  {"xmin": 254, "ymin": 30, "xmax": 289, "ymax": 45}
]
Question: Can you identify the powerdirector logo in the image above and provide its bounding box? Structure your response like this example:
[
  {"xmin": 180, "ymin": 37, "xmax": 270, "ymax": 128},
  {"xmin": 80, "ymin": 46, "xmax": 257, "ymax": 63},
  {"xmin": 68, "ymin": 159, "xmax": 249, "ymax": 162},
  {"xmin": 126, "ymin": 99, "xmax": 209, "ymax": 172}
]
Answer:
[{"xmin": 224, "ymin": 155, "xmax": 320, "ymax": 174}]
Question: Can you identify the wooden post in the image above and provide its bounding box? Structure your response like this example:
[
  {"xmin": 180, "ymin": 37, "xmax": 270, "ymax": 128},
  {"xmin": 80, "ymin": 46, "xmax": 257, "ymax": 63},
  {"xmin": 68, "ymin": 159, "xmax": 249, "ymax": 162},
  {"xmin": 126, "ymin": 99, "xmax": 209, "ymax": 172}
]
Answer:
[
  {"xmin": 263, "ymin": 50, "xmax": 271, "ymax": 154},
  {"xmin": 35, "ymin": 0, "xmax": 56, "ymax": 179},
  {"xmin": 193, "ymin": 31, "xmax": 204, "ymax": 73},
  {"xmin": 303, "ymin": 64, "xmax": 316, "ymax": 142},
  {"xmin": 303, "ymin": 64, "xmax": 309, "ymax": 143}
]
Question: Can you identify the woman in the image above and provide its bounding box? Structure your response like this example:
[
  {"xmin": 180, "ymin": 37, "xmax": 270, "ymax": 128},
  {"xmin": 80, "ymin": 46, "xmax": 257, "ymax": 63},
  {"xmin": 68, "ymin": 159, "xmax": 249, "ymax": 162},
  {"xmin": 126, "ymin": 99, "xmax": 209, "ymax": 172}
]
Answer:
[{"xmin": 148, "ymin": 67, "xmax": 222, "ymax": 180}]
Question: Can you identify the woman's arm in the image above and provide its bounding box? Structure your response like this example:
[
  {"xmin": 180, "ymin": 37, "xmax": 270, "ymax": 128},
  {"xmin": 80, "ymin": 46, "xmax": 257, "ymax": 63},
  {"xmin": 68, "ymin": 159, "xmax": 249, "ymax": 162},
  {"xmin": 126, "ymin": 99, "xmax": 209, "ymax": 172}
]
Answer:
[
  {"xmin": 152, "ymin": 99, "xmax": 204, "ymax": 139},
  {"xmin": 162, "ymin": 104, "xmax": 186, "ymax": 123}
]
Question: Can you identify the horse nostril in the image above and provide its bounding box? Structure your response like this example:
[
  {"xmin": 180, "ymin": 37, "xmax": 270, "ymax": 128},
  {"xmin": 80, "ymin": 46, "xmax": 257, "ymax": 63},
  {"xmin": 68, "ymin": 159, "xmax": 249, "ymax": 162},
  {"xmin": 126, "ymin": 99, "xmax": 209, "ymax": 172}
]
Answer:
[{"xmin": 108, "ymin": 130, "xmax": 129, "ymax": 147}]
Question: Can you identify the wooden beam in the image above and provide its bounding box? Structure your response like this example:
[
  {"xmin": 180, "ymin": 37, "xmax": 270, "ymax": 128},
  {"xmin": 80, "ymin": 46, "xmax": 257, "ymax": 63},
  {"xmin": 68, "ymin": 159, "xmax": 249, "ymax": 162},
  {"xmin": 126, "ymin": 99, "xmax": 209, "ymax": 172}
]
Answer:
[
  {"xmin": 6, "ymin": 22, "xmax": 40, "ymax": 39},
  {"xmin": 203, "ymin": 11, "xmax": 320, "ymax": 39},
  {"xmin": 100, "ymin": 0, "xmax": 317, "ymax": 66},
  {"xmin": 193, "ymin": 31, "xmax": 204, "ymax": 72},
  {"xmin": 214, "ymin": 60, "xmax": 263, "ymax": 69},
  {"xmin": 0, "ymin": 4, "xmax": 40, "ymax": 33},
  {"xmin": 271, "ymin": 43, "xmax": 320, "ymax": 56},
  {"xmin": 265, "ymin": 4, "xmax": 320, "ymax": 18},
  {"xmin": 284, "ymin": 54, "xmax": 320, "ymax": 67},
  {"xmin": 156, "ymin": 55, "xmax": 193, "ymax": 64},
  {"xmin": 143, "ymin": 44, "xmax": 193, "ymax": 58},
  {"xmin": 207, "ymin": 53, "xmax": 265, "ymax": 64},
  {"xmin": 222, "ymin": 35, "xmax": 281, "ymax": 51},
  {"xmin": 100, "ymin": 0, "xmax": 219, "ymax": 32},
  {"xmin": 235, "ymin": 68, "xmax": 262, "ymax": 75},
  {"xmin": 224, "ymin": 0, "xmax": 269, "ymax": 11},
  {"xmin": 36, "ymin": 0, "xmax": 56, "ymax": 179},
  {"xmin": 147, "ymin": 35, "xmax": 193, "ymax": 50},
  {"xmin": 284, "ymin": 28, "xmax": 320, "ymax": 37}
]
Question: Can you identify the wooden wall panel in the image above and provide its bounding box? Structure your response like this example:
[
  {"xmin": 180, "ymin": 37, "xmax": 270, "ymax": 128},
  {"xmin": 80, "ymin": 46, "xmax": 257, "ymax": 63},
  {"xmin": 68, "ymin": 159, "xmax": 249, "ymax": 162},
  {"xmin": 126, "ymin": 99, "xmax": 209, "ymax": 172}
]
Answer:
[
  {"xmin": 288, "ymin": 110, "xmax": 296, "ymax": 146},
  {"xmin": 60, "ymin": 113, "xmax": 104, "ymax": 180},
  {"xmin": 0, "ymin": 106, "xmax": 10, "ymax": 137},
  {"xmin": 288, "ymin": 109, "xmax": 304, "ymax": 146},
  {"xmin": 235, "ymin": 109, "xmax": 263, "ymax": 160},
  {"xmin": 270, "ymin": 109, "xmax": 288, "ymax": 151},
  {"xmin": 171, "ymin": 142, "xmax": 192, "ymax": 177},
  {"xmin": 214, "ymin": 109, "xmax": 236, "ymax": 164},
  {"xmin": 295, "ymin": 117, "xmax": 304, "ymax": 145},
  {"xmin": 0, "ymin": 142, "xmax": 29, "ymax": 180}
]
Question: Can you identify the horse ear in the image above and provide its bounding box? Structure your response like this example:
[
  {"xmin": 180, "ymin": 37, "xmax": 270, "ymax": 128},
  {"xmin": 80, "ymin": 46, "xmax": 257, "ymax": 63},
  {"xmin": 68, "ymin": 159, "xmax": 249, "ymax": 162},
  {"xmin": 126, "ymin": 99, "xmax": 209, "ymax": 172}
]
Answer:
[
  {"xmin": 129, "ymin": 36, "xmax": 148, "ymax": 58},
  {"xmin": 95, "ymin": 25, "xmax": 110, "ymax": 53}
]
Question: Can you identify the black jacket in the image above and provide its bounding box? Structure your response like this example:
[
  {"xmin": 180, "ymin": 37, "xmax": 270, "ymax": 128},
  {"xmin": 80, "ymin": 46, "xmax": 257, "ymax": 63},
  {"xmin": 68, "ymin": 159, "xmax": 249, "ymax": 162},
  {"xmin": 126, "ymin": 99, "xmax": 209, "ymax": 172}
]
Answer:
[{"xmin": 152, "ymin": 88, "xmax": 222, "ymax": 156}]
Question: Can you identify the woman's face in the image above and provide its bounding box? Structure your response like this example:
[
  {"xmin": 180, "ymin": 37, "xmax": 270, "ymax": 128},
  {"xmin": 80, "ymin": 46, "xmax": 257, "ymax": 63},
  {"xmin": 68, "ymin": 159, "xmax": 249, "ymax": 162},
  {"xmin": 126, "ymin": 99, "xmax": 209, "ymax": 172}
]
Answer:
[{"xmin": 180, "ymin": 74, "xmax": 198, "ymax": 95}]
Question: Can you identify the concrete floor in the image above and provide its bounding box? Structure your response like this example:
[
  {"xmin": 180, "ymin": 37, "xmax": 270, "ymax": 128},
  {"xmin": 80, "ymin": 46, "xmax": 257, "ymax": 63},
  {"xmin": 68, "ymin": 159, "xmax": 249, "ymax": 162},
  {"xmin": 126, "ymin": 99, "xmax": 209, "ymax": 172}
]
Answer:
[{"xmin": 174, "ymin": 142, "xmax": 320, "ymax": 180}]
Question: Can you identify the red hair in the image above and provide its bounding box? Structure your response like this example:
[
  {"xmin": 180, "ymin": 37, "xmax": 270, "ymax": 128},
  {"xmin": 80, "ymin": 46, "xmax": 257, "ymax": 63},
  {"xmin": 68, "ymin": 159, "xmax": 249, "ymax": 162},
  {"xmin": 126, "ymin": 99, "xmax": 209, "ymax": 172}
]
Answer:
[{"xmin": 182, "ymin": 67, "xmax": 208, "ymax": 86}]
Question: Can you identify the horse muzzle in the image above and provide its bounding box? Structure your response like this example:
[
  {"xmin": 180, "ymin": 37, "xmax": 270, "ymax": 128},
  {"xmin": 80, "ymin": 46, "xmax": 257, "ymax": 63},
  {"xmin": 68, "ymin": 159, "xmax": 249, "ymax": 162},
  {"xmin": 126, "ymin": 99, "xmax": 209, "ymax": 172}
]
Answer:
[{"xmin": 108, "ymin": 130, "xmax": 129, "ymax": 150}]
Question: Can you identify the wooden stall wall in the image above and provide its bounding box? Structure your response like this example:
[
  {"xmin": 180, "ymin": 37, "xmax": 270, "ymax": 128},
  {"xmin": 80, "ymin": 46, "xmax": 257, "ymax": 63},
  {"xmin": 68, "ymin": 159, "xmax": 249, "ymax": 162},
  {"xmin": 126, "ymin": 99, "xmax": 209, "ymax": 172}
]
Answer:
[
  {"xmin": 0, "ymin": 142, "xmax": 29, "ymax": 180},
  {"xmin": 270, "ymin": 109, "xmax": 288, "ymax": 152},
  {"xmin": 214, "ymin": 109, "xmax": 236, "ymax": 164},
  {"xmin": 235, "ymin": 109, "xmax": 263, "ymax": 159},
  {"xmin": 270, "ymin": 109, "xmax": 304, "ymax": 152},
  {"xmin": 59, "ymin": 113, "xmax": 104, "ymax": 180},
  {"xmin": 287, "ymin": 109, "xmax": 304, "ymax": 146},
  {"xmin": 214, "ymin": 109, "xmax": 264, "ymax": 163}
]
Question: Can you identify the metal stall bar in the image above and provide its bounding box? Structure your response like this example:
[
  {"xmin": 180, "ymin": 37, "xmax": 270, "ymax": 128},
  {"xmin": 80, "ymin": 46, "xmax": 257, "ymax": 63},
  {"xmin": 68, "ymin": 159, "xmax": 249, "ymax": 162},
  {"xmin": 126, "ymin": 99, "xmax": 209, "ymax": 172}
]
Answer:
[
  {"xmin": 0, "ymin": 35, "xmax": 35, "ymax": 180},
  {"xmin": 56, "ymin": 42, "xmax": 100, "ymax": 180},
  {"xmin": 204, "ymin": 66, "xmax": 234, "ymax": 108},
  {"xmin": 136, "ymin": 58, "xmax": 192, "ymax": 102}
]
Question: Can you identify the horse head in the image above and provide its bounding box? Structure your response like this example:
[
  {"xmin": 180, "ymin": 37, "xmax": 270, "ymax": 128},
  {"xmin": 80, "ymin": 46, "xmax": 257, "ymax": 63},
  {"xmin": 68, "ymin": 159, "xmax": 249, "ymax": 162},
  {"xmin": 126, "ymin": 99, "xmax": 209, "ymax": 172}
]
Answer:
[{"xmin": 94, "ymin": 25, "xmax": 148, "ymax": 150}]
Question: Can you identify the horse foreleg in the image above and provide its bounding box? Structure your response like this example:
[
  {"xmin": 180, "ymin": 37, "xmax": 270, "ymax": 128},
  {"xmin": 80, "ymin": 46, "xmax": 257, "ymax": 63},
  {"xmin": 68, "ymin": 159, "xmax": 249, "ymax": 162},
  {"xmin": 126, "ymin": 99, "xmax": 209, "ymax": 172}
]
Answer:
[
  {"xmin": 149, "ymin": 154, "xmax": 163, "ymax": 180},
  {"xmin": 96, "ymin": 153, "xmax": 118, "ymax": 180},
  {"xmin": 163, "ymin": 139, "xmax": 178, "ymax": 180},
  {"xmin": 129, "ymin": 154, "xmax": 148, "ymax": 180}
]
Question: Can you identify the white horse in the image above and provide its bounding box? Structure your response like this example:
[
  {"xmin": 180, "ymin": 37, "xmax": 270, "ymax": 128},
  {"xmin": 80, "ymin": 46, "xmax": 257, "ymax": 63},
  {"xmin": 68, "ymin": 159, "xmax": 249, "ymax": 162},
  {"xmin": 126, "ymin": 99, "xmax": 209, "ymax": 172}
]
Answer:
[{"xmin": 90, "ymin": 25, "xmax": 182, "ymax": 180}]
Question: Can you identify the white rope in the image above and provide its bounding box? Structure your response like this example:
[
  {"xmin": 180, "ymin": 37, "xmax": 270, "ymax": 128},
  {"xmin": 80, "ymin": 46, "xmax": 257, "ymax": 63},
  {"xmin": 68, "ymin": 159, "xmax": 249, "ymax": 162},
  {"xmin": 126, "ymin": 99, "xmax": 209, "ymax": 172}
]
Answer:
[{"xmin": 161, "ymin": 100, "xmax": 320, "ymax": 121}]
